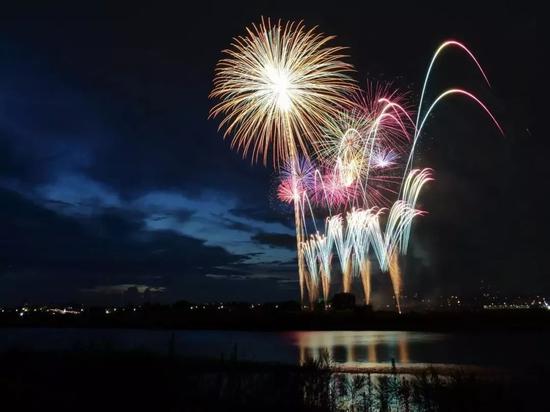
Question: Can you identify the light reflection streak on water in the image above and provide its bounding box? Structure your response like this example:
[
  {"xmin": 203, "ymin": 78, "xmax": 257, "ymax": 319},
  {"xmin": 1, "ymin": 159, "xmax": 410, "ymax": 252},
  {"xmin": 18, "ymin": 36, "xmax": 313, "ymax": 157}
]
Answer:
[{"xmin": 291, "ymin": 331, "xmax": 440, "ymax": 367}]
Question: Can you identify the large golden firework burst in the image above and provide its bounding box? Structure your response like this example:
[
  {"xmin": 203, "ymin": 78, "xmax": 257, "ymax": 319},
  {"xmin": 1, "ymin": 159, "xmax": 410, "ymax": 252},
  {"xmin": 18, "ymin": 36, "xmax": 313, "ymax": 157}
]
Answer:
[{"xmin": 209, "ymin": 17, "xmax": 355, "ymax": 166}]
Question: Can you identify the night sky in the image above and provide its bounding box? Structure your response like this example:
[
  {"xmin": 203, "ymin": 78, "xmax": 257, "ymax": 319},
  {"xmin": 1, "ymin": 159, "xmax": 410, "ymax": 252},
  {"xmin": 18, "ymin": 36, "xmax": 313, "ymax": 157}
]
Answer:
[{"xmin": 0, "ymin": 3, "xmax": 538, "ymax": 305}]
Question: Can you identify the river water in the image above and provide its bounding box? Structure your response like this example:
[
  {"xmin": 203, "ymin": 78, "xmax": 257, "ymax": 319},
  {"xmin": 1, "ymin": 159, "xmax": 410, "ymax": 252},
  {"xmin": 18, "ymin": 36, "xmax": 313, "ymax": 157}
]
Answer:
[{"xmin": 1, "ymin": 328, "xmax": 547, "ymax": 369}]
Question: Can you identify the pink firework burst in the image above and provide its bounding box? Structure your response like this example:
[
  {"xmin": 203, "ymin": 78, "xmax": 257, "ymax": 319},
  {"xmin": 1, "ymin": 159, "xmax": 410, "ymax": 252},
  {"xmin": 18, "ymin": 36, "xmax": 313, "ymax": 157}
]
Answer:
[
  {"xmin": 357, "ymin": 83, "xmax": 414, "ymax": 207},
  {"xmin": 276, "ymin": 157, "xmax": 315, "ymax": 204},
  {"xmin": 311, "ymin": 169, "xmax": 359, "ymax": 209},
  {"xmin": 277, "ymin": 175, "xmax": 306, "ymax": 204}
]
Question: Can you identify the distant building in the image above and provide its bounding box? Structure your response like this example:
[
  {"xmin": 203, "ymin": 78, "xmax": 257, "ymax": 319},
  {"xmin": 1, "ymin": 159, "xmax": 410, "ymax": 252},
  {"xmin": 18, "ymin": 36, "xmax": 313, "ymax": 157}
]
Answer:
[
  {"xmin": 332, "ymin": 293, "xmax": 356, "ymax": 310},
  {"xmin": 123, "ymin": 286, "xmax": 140, "ymax": 305},
  {"xmin": 143, "ymin": 287, "xmax": 152, "ymax": 303}
]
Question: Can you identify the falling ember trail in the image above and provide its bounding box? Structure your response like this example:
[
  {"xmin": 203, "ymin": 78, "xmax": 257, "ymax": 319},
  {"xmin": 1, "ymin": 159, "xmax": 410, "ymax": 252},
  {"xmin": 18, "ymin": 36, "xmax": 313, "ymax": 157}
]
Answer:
[
  {"xmin": 388, "ymin": 251, "xmax": 402, "ymax": 314},
  {"xmin": 360, "ymin": 258, "xmax": 371, "ymax": 305},
  {"xmin": 343, "ymin": 258, "xmax": 353, "ymax": 293}
]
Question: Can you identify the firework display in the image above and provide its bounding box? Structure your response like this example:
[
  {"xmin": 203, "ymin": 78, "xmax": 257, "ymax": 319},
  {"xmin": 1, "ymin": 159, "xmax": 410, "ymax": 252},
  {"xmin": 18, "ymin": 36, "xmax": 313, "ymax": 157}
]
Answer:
[{"xmin": 210, "ymin": 18, "xmax": 502, "ymax": 312}]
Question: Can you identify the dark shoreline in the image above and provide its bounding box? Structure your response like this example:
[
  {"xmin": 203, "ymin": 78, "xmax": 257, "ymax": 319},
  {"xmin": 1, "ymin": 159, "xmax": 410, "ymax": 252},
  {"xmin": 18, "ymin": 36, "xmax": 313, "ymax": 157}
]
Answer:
[{"xmin": 2, "ymin": 308, "xmax": 549, "ymax": 332}]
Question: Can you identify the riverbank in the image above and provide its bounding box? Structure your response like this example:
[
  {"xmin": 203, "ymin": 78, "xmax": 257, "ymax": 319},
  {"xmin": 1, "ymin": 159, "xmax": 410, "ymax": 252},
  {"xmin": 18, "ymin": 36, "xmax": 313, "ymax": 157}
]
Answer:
[
  {"xmin": 2, "ymin": 306, "xmax": 550, "ymax": 332},
  {"xmin": 0, "ymin": 348, "xmax": 545, "ymax": 411}
]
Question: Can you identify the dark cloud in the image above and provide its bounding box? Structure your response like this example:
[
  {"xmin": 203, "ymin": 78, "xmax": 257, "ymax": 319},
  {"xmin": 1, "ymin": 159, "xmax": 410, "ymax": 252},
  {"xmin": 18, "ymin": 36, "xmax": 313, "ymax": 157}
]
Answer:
[
  {"xmin": 0, "ymin": 187, "xmax": 248, "ymax": 304},
  {"xmin": 220, "ymin": 217, "xmax": 259, "ymax": 233},
  {"xmin": 252, "ymin": 232, "xmax": 296, "ymax": 250},
  {"xmin": 163, "ymin": 209, "xmax": 195, "ymax": 223},
  {"xmin": 230, "ymin": 205, "xmax": 293, "ymax": 228}
]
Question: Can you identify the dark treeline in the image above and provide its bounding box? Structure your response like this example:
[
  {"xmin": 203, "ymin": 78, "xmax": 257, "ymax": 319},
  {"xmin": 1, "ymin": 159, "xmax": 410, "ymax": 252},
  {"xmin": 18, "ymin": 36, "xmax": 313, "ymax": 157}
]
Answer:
[
  {"xmin": 0, "ymin": 349, "xmax": 546, "ymax": 411},
  {"xmin": 2, "ymin": 302, "xmax": 550, "ymax": 332}
]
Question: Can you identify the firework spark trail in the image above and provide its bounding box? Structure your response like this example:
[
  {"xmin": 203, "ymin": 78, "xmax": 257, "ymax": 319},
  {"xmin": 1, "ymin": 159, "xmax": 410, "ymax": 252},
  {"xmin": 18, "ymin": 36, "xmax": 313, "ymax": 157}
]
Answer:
[
  {"xmin": 378, "ymin": 170, "xmax": 430, "ymax": 311},
  {"xmin": 356, "ymin": 101, "xmax": 413, "ymax": 208},
  {"xmin": 399, "ymin": 168, "xmax": 434, "ymax": 253},
  {"xmin": 276, "ymin": 159, "xmax": 310, "ymax": 301},
  {"xmin": 349, "ymin": 208, "xmax": 375, "ymax": 304},
  {"xmin": 302, "ymin": 238, "xmax": 320, "ymax": 307},
  {"xmin": 414, "ymin": 41, "xmax": 491, "ymax": 139},
  {"xmin": 328, "ymin": 215, "xmax": 355, "ymax": 293},
  {"xmin": 359, "ymin": 258, "xmax": 372, "ymax": 305},
  {"xmin": 388, "ymin": 251, "xmax": 402, "ymax": 314},
  {"xmin": 404, "ymin": 88, "xmax": 504, "ymax": 181},
  {"xmin": 404, "ymin": 41, "xmax": 503, "ymax": 179},
  {"xmin": 315, "ymin": 231, "xmax": 334, "ymax": 304},
  {"xmin": 382, "ymin": 200, "xmax": 425, "ymax": 312}
]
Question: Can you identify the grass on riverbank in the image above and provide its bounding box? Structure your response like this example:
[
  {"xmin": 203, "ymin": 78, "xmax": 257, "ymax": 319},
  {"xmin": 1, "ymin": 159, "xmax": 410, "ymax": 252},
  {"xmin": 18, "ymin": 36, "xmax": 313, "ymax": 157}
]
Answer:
[{"xmin": 0, "ymin": 347, "xmax": 546, "ymax": 411}]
